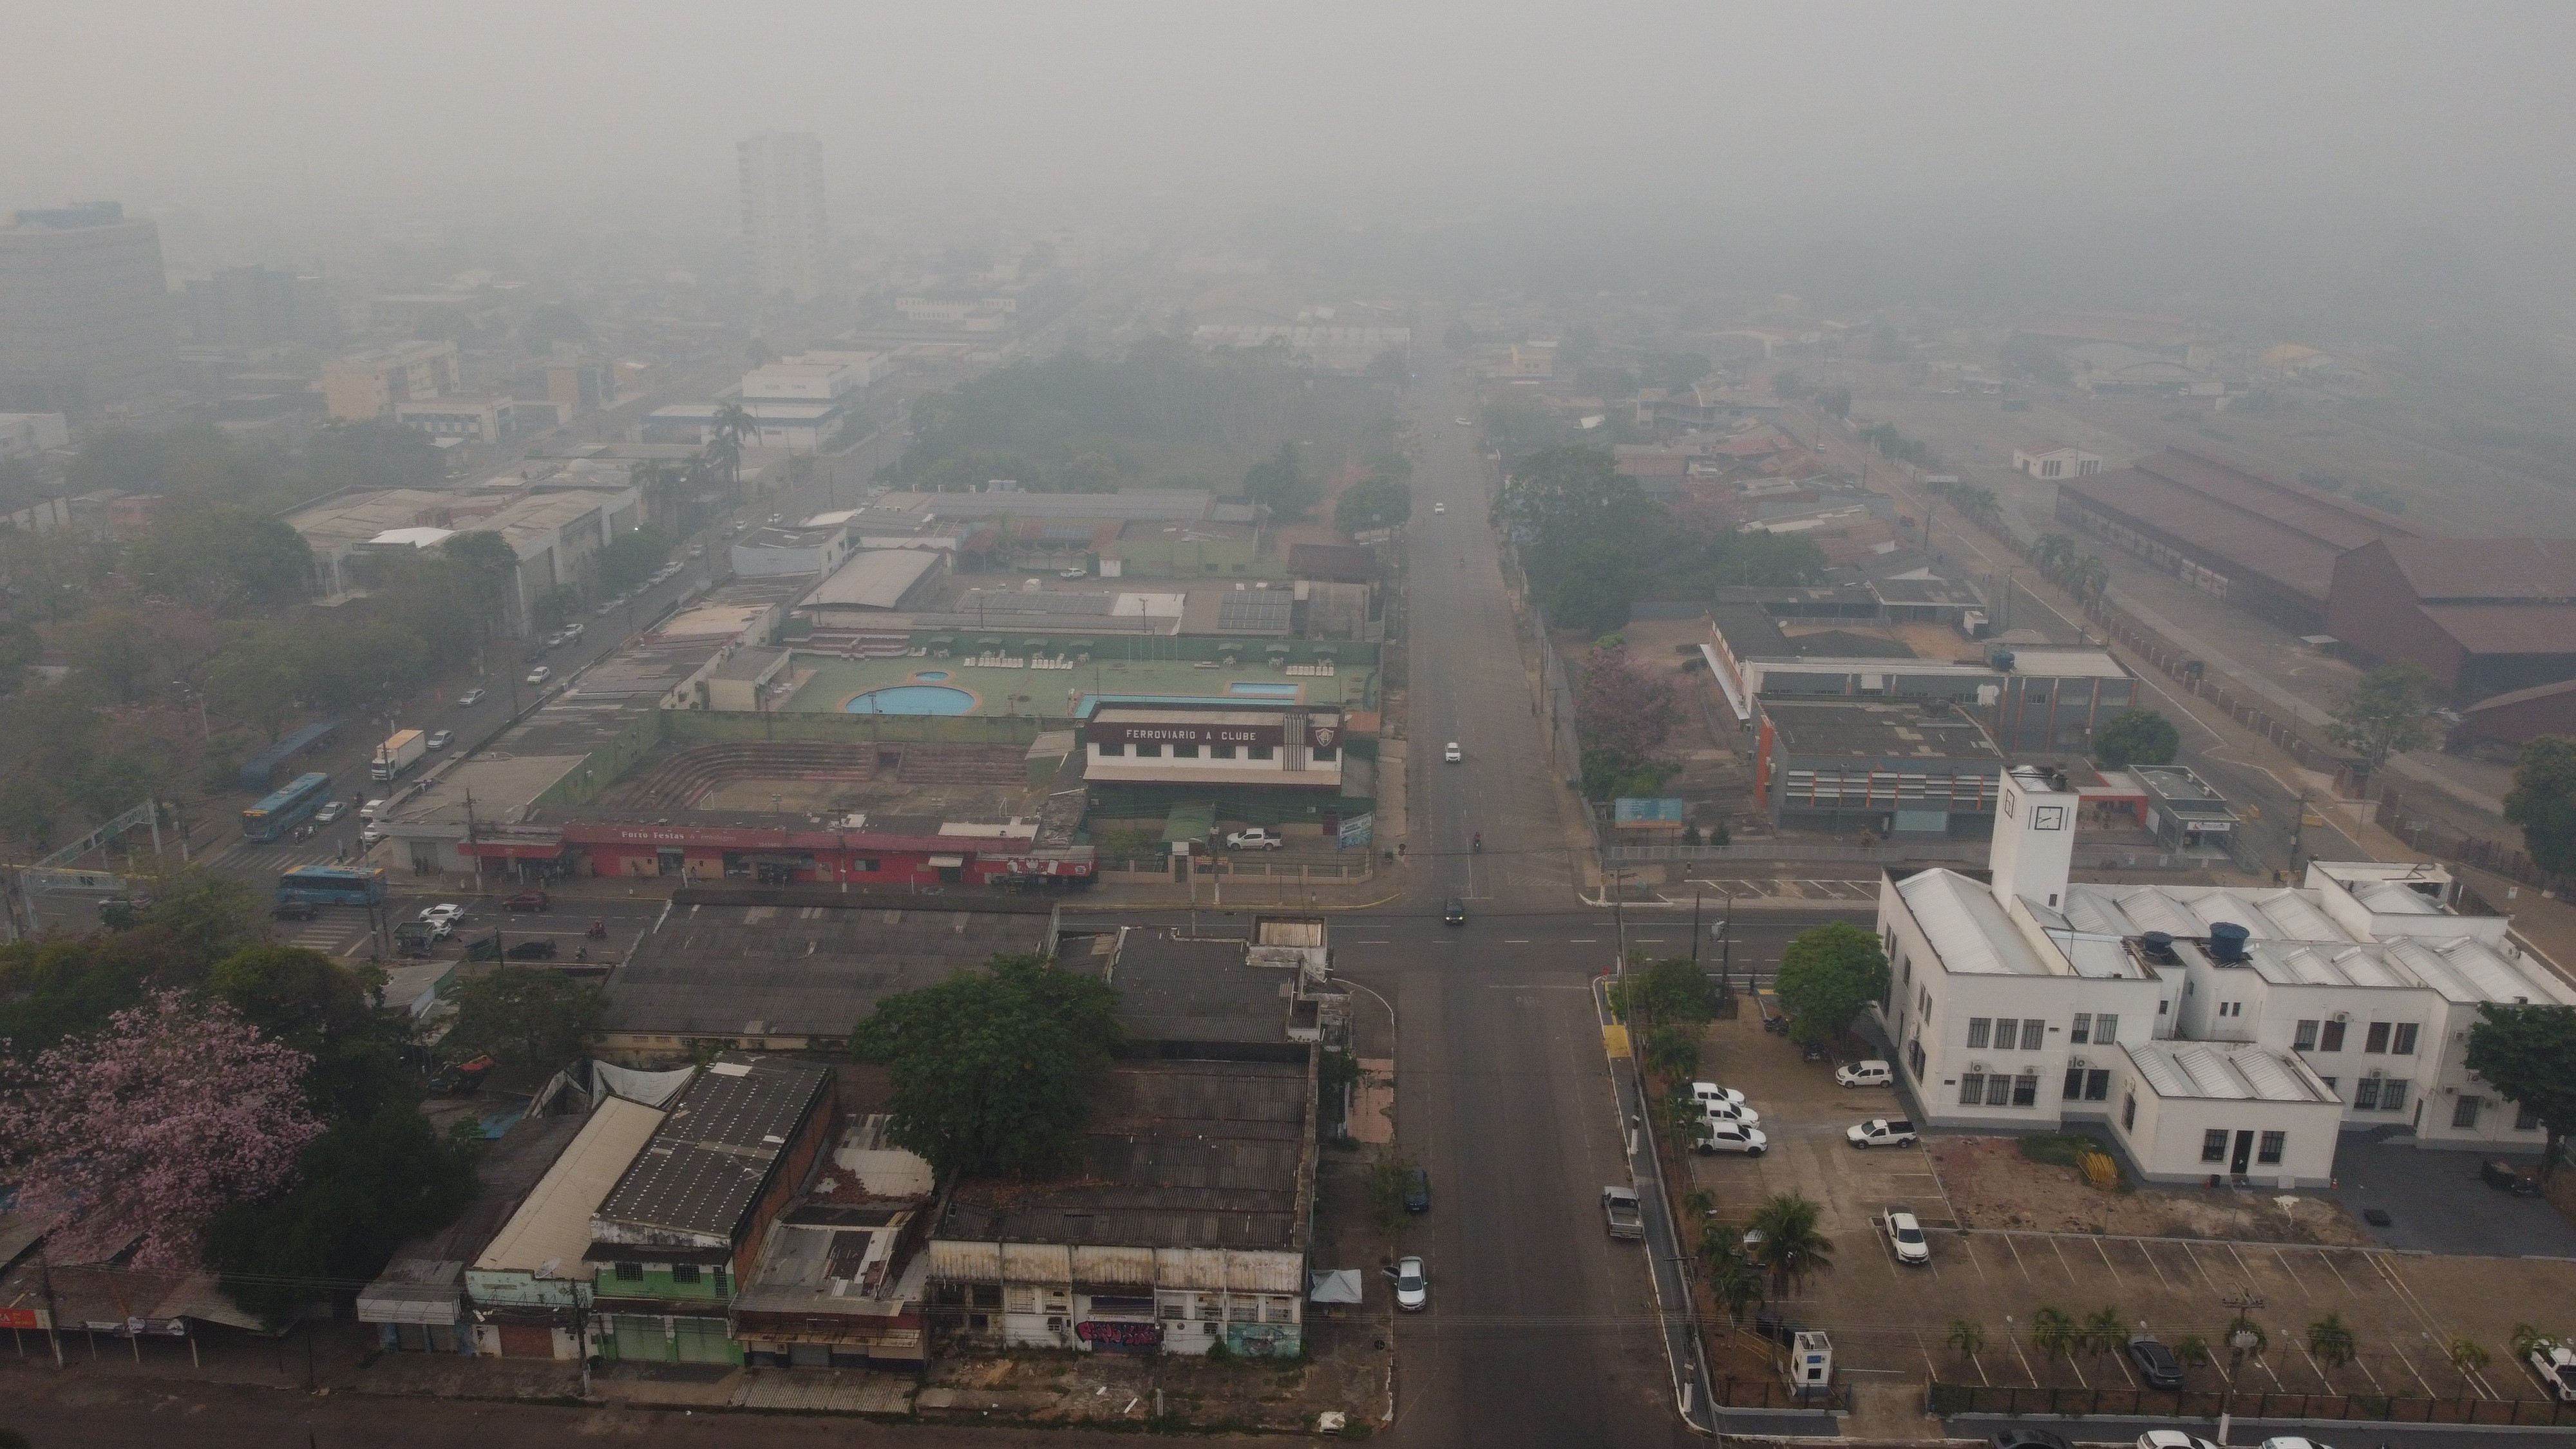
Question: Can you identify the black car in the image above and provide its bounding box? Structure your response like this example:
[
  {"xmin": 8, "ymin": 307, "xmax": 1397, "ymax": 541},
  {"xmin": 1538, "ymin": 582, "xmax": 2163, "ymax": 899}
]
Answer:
[
  {"xmin": 2125, "ymin": 1334, "xmax": 2185, "ymax": 1389},
  {"xmin": 504, "ymin": 937, "xmax": 560, "ymax": 960},
  {"xmin": 271, "ymin": 900, "xmax": 319, "ymax": 922},
  {"xmin": 1403, "ymin": 1166, "xmax": 1430, "ymax": 1213},
  {"xmin": 2482, "ymin": 1158, "xmax": 2542, "ymax": 1196},
  {"xmin": 1443, "ymin": 898, "xmax": 1466, "ymax": 925},
  {"xmin": 1988, "ymin": 1430, "xmax": 2074, "ymax": 1449}
]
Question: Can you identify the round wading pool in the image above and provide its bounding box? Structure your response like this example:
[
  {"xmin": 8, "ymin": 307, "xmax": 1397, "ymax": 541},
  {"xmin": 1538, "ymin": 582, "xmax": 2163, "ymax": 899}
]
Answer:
[{"xmin": 844, "ymin": 685, "xmax": 976, "ymax": 715}]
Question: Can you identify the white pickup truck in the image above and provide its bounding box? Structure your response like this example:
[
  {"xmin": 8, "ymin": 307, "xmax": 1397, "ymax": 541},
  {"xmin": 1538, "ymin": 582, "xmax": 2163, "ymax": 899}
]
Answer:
[
  {"xmin": 1224, "ymin": 827, "xmax": 1285, "ymax": 851},
  {"xmin": 1602, "ymin": 1186, "xmax": 1644, "ymax": 1240}
]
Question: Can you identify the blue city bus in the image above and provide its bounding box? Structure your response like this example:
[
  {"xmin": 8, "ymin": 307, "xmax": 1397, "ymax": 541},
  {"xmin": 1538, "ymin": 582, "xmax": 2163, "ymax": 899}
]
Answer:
[
  {"xmin": 242, "ymin": 772, "xmax": 334, "ymax": 843},
  {"xmin": 276, "ymin": 865, "xmax": 388, "ymax": 909}
]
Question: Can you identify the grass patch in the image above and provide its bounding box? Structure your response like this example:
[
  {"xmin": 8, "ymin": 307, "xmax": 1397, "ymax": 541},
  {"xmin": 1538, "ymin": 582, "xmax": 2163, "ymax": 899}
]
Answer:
[{"xmin": 2018, "ymin": 1133, "xmax": 2099, "ymax": 1168}]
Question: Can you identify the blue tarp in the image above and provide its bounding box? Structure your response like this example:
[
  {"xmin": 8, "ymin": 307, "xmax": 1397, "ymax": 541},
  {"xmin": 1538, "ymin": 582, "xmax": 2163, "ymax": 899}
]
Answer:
[
  {"xmin": 237, "ymin": 717, "xmax": 347, "ymax": 793},
  {"xmin": 1612, "ymin": 797, "xmax": 1687, "ymax": 825}
]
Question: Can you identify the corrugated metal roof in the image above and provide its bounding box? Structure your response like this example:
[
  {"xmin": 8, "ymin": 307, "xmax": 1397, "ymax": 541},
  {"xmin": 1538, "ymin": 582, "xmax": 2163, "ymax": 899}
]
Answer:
[
  {"xmin": 475, "ymin": 1096, "xmax": 668, "ymax": 1275},
  {"xmin": 2126, "ymin": 1041, "xmax": 2332, "ymax": 1103},
  {"xmin": 2372, "ymin": 538, "xmax": 2576, "ymax": 601},
  {"xmin": 594, "ymin": 1056, "xmax": 831, "ymax": 1241},
  {"xmin": 1897, "ymin": 869, "xmax": 2053, "ymax": 976}
]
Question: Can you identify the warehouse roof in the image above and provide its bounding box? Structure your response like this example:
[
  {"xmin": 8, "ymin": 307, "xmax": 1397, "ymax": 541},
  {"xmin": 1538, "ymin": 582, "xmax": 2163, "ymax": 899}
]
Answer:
[
  {"xmin": 2365, "ymin": 538, "xmax": 2576, "ymax": 601},
  {"xmin": 600, "ymin": 889, "xmax": 1054, "ymax": 1039},
  {"xmin": 2420, "ymin": 605, "xmax": 2576, "ymax": 656},
  {"xmin": 942, "ymin": 1057, "xmax": 1312, "ymax": 1250},
  {"xmin": 1761, "ymin": 699, "xmax": 2004, "ymax": 761},
  {"xmin": 802, "ymin": 548, "xmax": 943, "ymax": 610},
  {"xmin": 593, "ymin": 1055, "xmax": 832, "ymax": 1242}
]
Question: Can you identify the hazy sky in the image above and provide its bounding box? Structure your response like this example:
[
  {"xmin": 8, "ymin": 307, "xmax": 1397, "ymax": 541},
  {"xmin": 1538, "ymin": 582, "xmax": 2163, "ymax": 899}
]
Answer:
[{"xmin": 6, "ymin": 2, "xmax": 2571, "ymax": 260}]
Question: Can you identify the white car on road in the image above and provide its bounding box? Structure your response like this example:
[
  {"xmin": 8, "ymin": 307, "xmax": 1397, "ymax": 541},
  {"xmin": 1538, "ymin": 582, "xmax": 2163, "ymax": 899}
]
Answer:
[
  {"xmin": 1443, "ymin": 742, "xmax": 1461, "ymax": 762},
  {"xmin": 1883, "ymin": 1209, "xmax": 1931, "ymax": 1266},
  {"xmin": 526, "ymin": 665, "xmax": 552, "ymax": 685},
  {"xmin": 417, "ymin": 903, "xmax": 466, "ymax": 938},
  {"xmin": 1386, "ymin": 1256, "xmax": 1428, "ymax": 1312},
  {"xmin": 1433, "ymin": 502, "xmax": 1446, "ymax": 513}
]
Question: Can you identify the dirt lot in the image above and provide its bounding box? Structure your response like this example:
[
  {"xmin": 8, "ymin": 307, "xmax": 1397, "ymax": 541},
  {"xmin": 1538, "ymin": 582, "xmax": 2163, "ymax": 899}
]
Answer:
[{"xmin": 1931, "ymin": 1135, "xmax": 2374, "ymax": 1246}]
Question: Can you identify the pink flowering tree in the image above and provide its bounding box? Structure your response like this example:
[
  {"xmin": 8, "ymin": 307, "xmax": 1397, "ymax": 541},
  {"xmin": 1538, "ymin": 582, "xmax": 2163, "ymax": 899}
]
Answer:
[
  {"xmin": 1575, "ymin": 641, "xmax": 1681, "ymax": 799},
  {"xmin": 0, "ymin": 990, "xmax": 321, "ymax": 1268}
]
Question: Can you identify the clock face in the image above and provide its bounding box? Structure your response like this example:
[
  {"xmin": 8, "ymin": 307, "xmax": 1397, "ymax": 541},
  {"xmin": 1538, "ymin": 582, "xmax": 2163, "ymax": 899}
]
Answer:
[{"xmin": 2033, "ymin": 805, "xmax": 2067, "ymax": 831}]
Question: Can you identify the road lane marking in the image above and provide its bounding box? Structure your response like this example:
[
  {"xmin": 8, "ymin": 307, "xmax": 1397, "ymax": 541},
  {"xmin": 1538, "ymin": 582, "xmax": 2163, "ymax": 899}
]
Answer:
[
  {"xmin": 1569, "ymin": 938, "xmax": 1597, "ymax": 943},
  {"xmin": 1504, "ymin": 938, "xmax": 1529, "ymax": 943}
]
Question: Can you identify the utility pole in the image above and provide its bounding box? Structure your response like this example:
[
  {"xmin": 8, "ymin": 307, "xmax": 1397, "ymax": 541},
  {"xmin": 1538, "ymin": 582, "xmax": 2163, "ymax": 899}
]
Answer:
[{"xmin": 1721, "ymin": 891, "xmax": 1734, "ymax": 997}]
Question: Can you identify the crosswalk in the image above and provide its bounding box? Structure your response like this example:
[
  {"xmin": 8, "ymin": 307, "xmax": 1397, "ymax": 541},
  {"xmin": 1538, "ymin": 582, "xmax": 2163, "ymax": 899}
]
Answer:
[{"xmin": 1680, "ymin": 876, "xmax": 1882, "ymax": 904}]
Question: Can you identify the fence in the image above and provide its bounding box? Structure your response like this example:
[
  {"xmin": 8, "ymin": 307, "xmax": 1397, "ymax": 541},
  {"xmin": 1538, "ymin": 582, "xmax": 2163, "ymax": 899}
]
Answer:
[
  {"xmin": 1929, "ymin": 1381, "xmax": 2576, "ymax": 1426},
  {"xmin": 1712, "ymin": 1378, "xmax": 1851, "ymax": 1412},
  {"xmin": 2378, "ymin": 788, "xmax": 2569, "ymax": 895}
]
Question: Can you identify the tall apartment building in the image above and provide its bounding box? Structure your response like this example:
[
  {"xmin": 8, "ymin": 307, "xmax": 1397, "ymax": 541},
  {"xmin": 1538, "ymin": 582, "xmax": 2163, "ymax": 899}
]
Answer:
[
  {"xmin": 184, "ymin": 265, "xmax": 332, "ymax": 347},
  {"xmin": 737, "ymin": 131, "xmax": 828, "ymax": 301},
  {"xmin": 321, "ymin": 340, "xmax": 463, "ymax": 420},
  {"xmin": 0, "ymin": 202, "xmax": 175, "ymax": 411}
]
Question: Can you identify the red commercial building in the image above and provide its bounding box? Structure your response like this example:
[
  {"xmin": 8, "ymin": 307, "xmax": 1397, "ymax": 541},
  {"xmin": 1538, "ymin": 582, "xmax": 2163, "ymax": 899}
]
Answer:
[{"xmin": 459, "ymin": 822, "xmax": 1093, "ymax": 888}]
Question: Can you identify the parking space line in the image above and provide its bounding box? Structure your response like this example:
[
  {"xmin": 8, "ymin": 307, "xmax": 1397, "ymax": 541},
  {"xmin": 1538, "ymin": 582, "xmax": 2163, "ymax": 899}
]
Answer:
[
  {"xmin": 2385, "ymin": 1338, "xmax": 2436, "ymax": 1397},
  {"xmin": 2268, "ymin": 1246, "xmax": 2316, "ymax": 1302},
  {"xmin": 1998, "ymin": 1233, "xmax": 2036, "ymax": 1283},
  {"xmin": 2134, "ymin": 1238, "xmax": 2174, "ymax": 1291},
  {"xmin": 2314, "ymin": 1248, "xmax": 2357, "ymax": 1296},
  {"xmin": 2088, "ymin": 1235, "xmax": 2125, "ymax": 1291},
  {"xmin": 2046, "ymin": 1233, "xmax": 2081, "ymax": 1287},
  {"xmin": 2180, "ymin": 1241, "xmax": 2227, "ymax": 1294}
]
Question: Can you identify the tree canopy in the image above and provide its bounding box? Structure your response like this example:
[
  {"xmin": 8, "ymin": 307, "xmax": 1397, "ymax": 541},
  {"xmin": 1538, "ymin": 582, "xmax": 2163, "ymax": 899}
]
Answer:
[
  {"xmin": 2327, "ymin": 663, "xmax": 2439, "ymax": 772},
  {"xmin": 1575, "ymin": 641, "xmax": 1681, "ymax": 798},
  {"xmin": 2504, "ymin": 735, "xmax": 2576, "ymax": 879},
  {"xmin": 2092, "ymin": 708, "xmax": 2181, "ymax": 768},
  {"xmin": 1774, "ymin": 922, "xmax": 1891, "ymax": 1046},
  {"xmin": 1502, "ymin": 444, "xmax": 1819, "ymax": 634},
  {"xmin": 444, "ymin": 967, "xmax": 606, "ymax": 1079},
  {"xmin": 1242, "ymin": 441, "xmax": 1318, "ymax": 520},
  {"xmin": 1334, "ymin": 471, "xmax": 1412, "ymax": 535},
  {"xmin": 850, "ymin": 952, "xmax": 1123, "ymax": 1178},
  {"xmin": 2465, "ymin": 1003, "xmax": 2576, "ymax": 1181}
]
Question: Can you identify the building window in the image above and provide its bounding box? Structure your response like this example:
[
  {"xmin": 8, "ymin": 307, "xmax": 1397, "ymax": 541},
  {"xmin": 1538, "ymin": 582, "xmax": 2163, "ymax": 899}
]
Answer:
[
  {"xmin": 1987, "ymin": 1076, "xmax": 2014, "ymax": 1107},
  {"xmin": 2158, "ymin": 998, "xmax": 2168, "ymax": 1016},
  {"xmin": 1906, "ymin": 1038, "xmax": 1926, "ymax": 1078},
  {"xmin": 2382, "ymin": 1081, "xmax": 2409, "ymax": 1113},
  {"xmin": 2293, "ymin": 1019, "xmax": 2318, "ymax": 1051},
  {"xmin": 2021, "ymin": 1020, "xmax": 2045, "ymax": 1050},
  {"xmin": 855, "ymin": 859, "xmax": 880, "ymax": 873},
  {"xmin": 2363, "ymin": 1021, "xmax": 2390, "ymax": 1054},
  {"xmin": 614, "ymin": 1262, "xmax": 643, "ymax": 1282},
  {"xmin": 2094, "ymin": 1014, "xmax": 2118, "ymax": 1046},
  {"xmin": 2354, "ymin": 1078, "xmax": 2382, "ymax": 1110},
  {"xmin": 2320, "ymin": 1019, "xmax": 2346, "ymax": 1051},
  {"xmin": 2257, "ymin": 1132, "xmax": 2286, "ymax": 1165},
  {"xmin": 1264, "ymin": 1297, "xmax": 1297, "ymax": 1323},
  {"xmin": 1227, "ymin": 1299, "xmax": 1256, "ymax": 1323},
  {"xmin": 1959, "ymin": 1072, "xmax": 1985, "ymax": 1106},
  {"xmin": 1159, "ymin": 1296, "xmax": 1188, "ymax": 1321},
  {"xmin": 1135, "ymin": 743, "xmax": 1162, "ymax": 757},
  {"xmin": 1173, "ymin": 743, "xmax": 1200, "ymax": 758},
  {"xmin": 2202, "ymin": 1130, "xmax": 2229, "ymax": 1163},
  {"xmin": 1246, "ymin": 744, "xmax": 1274, "ymax": 760},
  {"xmin": 1211, "ymin": 744, "xmax": 1237, "ymax": 759},
  {"xmin": 2320, "ymin": 1077, "xmax": 2338, "ymax": 1094},
  {"xmin": 1096, "ymin": 741, "xmax": 1125, "ymax": 757},
  {"xmin": 1966, "ymin": 1018, "xmax": 1991, "ymax": 1049},
  {"xmin": 671, "ymin": 1264, "xmax": 700, "ymax": 1285},
  {"xmin": 2063, "ymin": 1067, "xmax": 2087, "ymax": 1099},
  {"xmin": 1993, "ymin": 1018, "xmax": 2016, "ymax": 1049},
  {"xmin": 2086, "ymin": 1070, "xmax": 2111, "ymax": 1101},
  {"xmin": 2453, "ymin": 1095, "xmax": 2483, "ymax": 1130},
  {"xmin": 2070, "ymin": 1014, "xmax": 2092, "ymax": 1045},
  {"xmin": 2012, "ymin": 1073, "xmax": 2039, "ymax": 1106},
  {"xmin": 2517, "ymin": 1101, "xmax": 2542, "ymax": 1132},
  {"xmin": 2392, "ymin": 1023, "xmax": 2418, "ymax": 1055},
  {"xmin": 2121, "ymin": 1093, "xmax": 2137, "ymax": 1129}
]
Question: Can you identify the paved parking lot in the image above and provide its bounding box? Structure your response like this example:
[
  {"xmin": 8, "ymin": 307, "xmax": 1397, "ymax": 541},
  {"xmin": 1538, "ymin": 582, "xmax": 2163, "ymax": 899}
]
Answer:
[
  {"xmin": 1683, "ymin": 1012, "xmax": 2576, "ymax": 1406},
  {"xmin": 2332, "ymin": 1128, "xmax": 2576, "ymax": 1258}
]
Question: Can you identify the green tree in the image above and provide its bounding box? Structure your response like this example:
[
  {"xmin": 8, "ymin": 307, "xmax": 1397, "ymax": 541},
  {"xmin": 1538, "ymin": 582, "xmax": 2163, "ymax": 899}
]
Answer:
[
  {"xmin": 133, "ymin": 504, "xmax": 314, "ymax": 611},
  {"xmin": 592, "ymin": 526, "xmax": 674, "ymax": 595},
  {"xmin": 2445, "ymin": 1335, "xmax": 2490, "ymax": 1374},
  {"xmin": 444, "ymin": 967, "xmax": 606, "ymax": 1079},
  {"xmin": 64, "ymin": 605, "xmax": 156, "ymax": 704},
  {"xmin": 2464, "ymin": 1003, "xmax": 2576, "ymax": 1182},
  {"xmin": 2325, "ymin": 663, "xmax": 2438, "ymax": 776},
  {"xmin": 1333, "ymin": 473, "xmax": 1412, "ymax": 535},
  {"xmin": 2030, "ymin": 1305, "xmax": 2077, "ymax": 1361},
  {"xmin": 2083, "ymin": 1306, "xmax": 2127, "ymax": 1359},
  {"xmin": 1774, "ymin": 922, "xmax": 1890, "ymax": 1046},
  {"xmin": 849, "ymin": 951, "xmax": 1122, "ymax": 1178},
  {"xmin": 2092, "ymin": 708, "xmax": 2181, "ymax": 768},
  {"xmin": 2306, "ymin": 1311, "xmax": 2358, "ymax": 1370},
  {"xmin": 1364, "ymin": 1153, "xmax": 1417, "ymax": 1245},
  {"xmin": 2504, "ymin": 735, "xmax": 2576, "ymax": 878},
  {"xmin": 1746, "ymin": 1193, "xmax": 1832, "ymax": 1294},
  {"xmin": 1701, "ymin": 1224, "xmax": 1763, "ymax": 1325},
  {"xmin": 1947, "ymin": 1318, "xmax": 1985, "ymax": 1361},
  {"xmin": 1616, "ymin": 956, "xmax": 1714, "ymax": 1028},
  {"xmin": 1242, "ymin": 441, "xmax": 1318, "ymax": 520},
  {"xmin": 204, "ymin": 1104, "xmax": 480, "ymax": 1325},
  {"xmin": 205, "ymin": 624, "xmax": 311, "ymax": 741},
  {"xmin": 1642, "ymin": 1024, "xmax": 1699, "ymax": 1079}
]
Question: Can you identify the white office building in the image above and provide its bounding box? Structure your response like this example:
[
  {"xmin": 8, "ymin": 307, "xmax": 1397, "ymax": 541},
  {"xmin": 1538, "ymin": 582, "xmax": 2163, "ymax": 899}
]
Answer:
[
  {"xmin": 739, "ymin": 131, "xmax": 828, "ymax": 301},
  {"xmin": 1875, "ymin": 765, "xmax": 2573, "ymax": 1187}
]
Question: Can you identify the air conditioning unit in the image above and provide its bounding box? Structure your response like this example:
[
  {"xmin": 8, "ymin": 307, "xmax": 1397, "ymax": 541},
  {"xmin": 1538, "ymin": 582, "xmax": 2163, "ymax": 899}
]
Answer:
[
  {"xmin": 2331, "ymin": 1011, "xmax": 2350, "ymax": 1023},
  {"xmin": 1970, "ymin": 1061, "xmax": 1988, "ymax": 1074}
]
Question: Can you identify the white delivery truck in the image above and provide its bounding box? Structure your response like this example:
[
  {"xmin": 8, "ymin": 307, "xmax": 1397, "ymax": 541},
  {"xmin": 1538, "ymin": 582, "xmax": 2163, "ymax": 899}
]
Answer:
[{"xmin": 370, "ymin": 728, "xmax": 427, "ymax": 781}]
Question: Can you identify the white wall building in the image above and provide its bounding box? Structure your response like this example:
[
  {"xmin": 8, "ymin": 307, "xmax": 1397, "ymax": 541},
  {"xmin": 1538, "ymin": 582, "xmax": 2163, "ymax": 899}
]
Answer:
[
  {"xmin": 1875, "ymin": 765, "xmax": 2574, "ymax": 1186},
  {"xmin": 2012, "ymin": 443, "xmax": 2103, "ymax": 479},
  {"xmin": 0, "ymin": 412, "xmax": 69, "ymax": 459},
  {"xmin": 1083, "ymin": 708, "xmax": 1345, "ymax": 790}
]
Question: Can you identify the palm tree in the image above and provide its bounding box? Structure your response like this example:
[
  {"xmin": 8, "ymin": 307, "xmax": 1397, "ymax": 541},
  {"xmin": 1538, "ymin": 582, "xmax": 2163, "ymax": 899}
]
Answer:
[
  {"xmin": 1702, "ymin": 1231, "xmax": 1763, "ymax": 1327},
  {"xmin": 2033, "ymin": 531, "xmax": 2079, "ymax": 582},
  {"xmin": 2029, "ymin": 1305, "xmax": 2077, "ymax": 1363},
  {"xmin": 1746, "ymin": 1193, "xmax": 1833, "ymax": 1296},
  {"xmin": 2083, "ymin": 1307, "xmax": 2126, "ymax": 1360},
  {"xmin": 2306, "ymin": 1311, "xmax": 2358, "ymax": 1370},
  {"xmin": 2070, "ymin": 554, "xmax": 2110, "ymax": 603},
  {"xmin": 1947, "ymin": 1318, "xmax": 1986, "ymax": 1361},
  {"xmin": 2445, "ymin": 1336, "xmax": 2490, "ymax": 1375},
  {"xmin": 704, "ymin": 432, "xmax": 742, "ymax": 496},
  {"xmin": 707, "ymin": 401, "xmax": 755, "ymax": 491}
]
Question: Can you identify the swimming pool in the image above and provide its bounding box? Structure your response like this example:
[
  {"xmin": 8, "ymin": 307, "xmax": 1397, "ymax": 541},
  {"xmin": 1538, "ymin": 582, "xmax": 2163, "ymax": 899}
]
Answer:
[
  {"xmin": 846, "ymin": 685, "xmax": 977, "ymax": 715},
  {"xmin": 1227, "ymin": 681, "xmax": 1302, "ymax": 698}
]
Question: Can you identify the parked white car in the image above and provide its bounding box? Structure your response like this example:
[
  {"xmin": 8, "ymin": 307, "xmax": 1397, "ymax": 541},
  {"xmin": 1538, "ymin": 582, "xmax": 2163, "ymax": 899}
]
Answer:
[
  {"xmin": 526, "ymin": 665, "xmax": 553, "ymax": 685},
  {"xmin": 1835, "ymin": 1059, "xmax": 1893, "ymax": 1088},
  {"xmin": 1703, "ymin": 1099, "xmax": 1761, "ymax": 1129},
  {"xmin": 1692, "ymin": 1121, "xmax": 1767, "ymax": 1156},
  {"xmin": 1846, "ymin": 1117, "xmax": 1918, "ymax": 1149},
  {"xmin": 2137, "ymin": 1433, "xmax": 2224, "ymax": 1449},
  {"xmin": 1883, "ymin": 1209, "xmax": 1930, "ymax": 1266},
  {"xmin": 1386, "ymin": 1256, "xmax": 1428, "ymax": 1312},
  {"xmin": 1689, "ymin": 1082, "xmax": 1747, "ymax": 1109},
  {"xmin": 2530, "ymin": 1338, "xmax": 2576, "ymax": 1402},
  {"xmin": 1224, "ymin": 828, "xmax": 1285, "ymax": 851}
]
